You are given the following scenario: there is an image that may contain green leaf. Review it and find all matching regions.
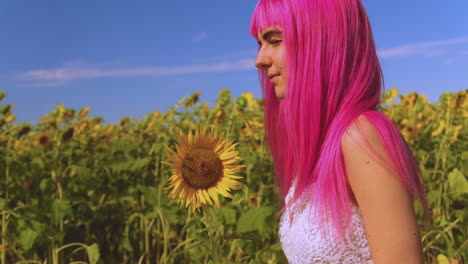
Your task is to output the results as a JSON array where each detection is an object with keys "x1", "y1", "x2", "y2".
[
  {"x1": 143, "y1": 186, "x2": 158, "y2": 207},
  {"x1": 71, "y1": 165, "x2": 92, "y2": 178},
  {"x1": 31, "y1": 157, "x2": 44, "y2": 170},
  {"x1": 39, "y1": 179, "x2": 51, "y2": 192},
  {"x1": 18, "y1": 228, "x2": 38, "y2": 251},
  {"x1": 111, "y1": 160, "x2": 135, "y2": 174},
  {"x1": 210, "y1": 208, "x2": 225, "y2": 226},
  {"x1": 426, "y1": 190, "x2": 440, "y2": 205},
  {"x1": 221, "y1": 207, "x2": 236, "y2": 225},
  {"x1": 86, "y1": 243, "x2": 100, "y2": 264},
  {"x1": 0, "y1": 198, "x2": 5, "y2": 210},
  {"x1": 52, "y1": 199, "x2": 72, "y2": 225},
  {"x1": 181, "y1": 219, "x2": 205, "y2": 235},
  {"x1": 269, "y1": 242, "x2": 283, "y2": 251},
  {"x1": 131, "y1": 157, "x2": 152, "y2": 171},
  {"x1": 461, "y1": 151, "x2": 468, "y2": 175},
  {"x1": 236, "y1": 207, "x2": 273, "y2": 236},
  {"x1": 448, "y1": 169, "x2": 468, "y2": 194}
]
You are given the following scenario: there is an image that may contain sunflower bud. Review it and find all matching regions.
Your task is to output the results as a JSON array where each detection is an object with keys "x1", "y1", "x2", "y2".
[
  {"x1": 0, "y1": 104, "x2": 13, "y2": 115},
  {"x1": 449, "y1": 125, "x2": 463, "y2": 144},
  {"x1": 62, "y1": 127, "x2": 74, "y2": 142},
  {"x1": 402, "y1": 93, "x2": 418, "y2": 109},
  {"x1": 184, "y1": 92, "x2": 201, "y2": 111},
  {"x1": 382, "y1": 87, "x2": 398, "y2": 105},
  {"x1": 4, "y1": 114, "x2": 15, "y2": 124},
  {"x1": 217, "y1": 89, "x2": 232, "y2": 108},
  {"x1": 17, "y1": 125, "x2": 31, "y2": 138},
  {"x1": 78, "y1": 107, "x2": 91, "y2": 119},
  {"x1": 0, "y1": 90, "x2": 5, "y2": 101},
  {"x1": 235, "y1": 96, "x2": 247, "y2": 111},
  {"x1": 450, "y1": 91, "x2": 467, "y2": 110},
  {"x1": 63, "y1": 109, "x2": 75, "y2": 120},
  {"x1": 119, "y1": 117, "x2": 132, "y2": 127},
  {"x1": 431, "y1": 120, "x2": 446, "y2": 137}
]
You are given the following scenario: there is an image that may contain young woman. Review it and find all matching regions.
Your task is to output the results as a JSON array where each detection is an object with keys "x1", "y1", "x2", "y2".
[{"x1": 250, "y1": 0, "x2": 431, "y2": 263}]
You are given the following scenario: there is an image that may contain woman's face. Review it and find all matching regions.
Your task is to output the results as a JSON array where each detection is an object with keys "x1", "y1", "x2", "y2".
[{"x1": 255, "y1": 26, "x2": 288, "y2": 100}]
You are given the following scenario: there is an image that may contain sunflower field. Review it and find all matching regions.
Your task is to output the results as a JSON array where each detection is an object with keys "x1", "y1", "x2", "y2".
[{"x1": 0, "y1": 88, "x2": 467, "y2": 264}]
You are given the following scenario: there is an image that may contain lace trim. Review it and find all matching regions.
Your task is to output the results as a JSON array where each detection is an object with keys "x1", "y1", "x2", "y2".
[{"x1": 278, "y1": 184, "x2": 374, "y2": 264}]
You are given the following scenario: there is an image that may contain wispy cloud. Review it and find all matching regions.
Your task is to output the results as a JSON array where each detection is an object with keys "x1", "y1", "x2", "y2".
[
  {"x1": 15, "y1": 59, "x2": 254, "y2": 87},
  {"x1": 193, "y1": 31, "x2": 207, "y2": 42},
  {"x1": 443, "y1": 49, "x2": 468, "y2": 65},
  {"x1": 378, "y1": 36, "x2": 468, "y2": 58}
]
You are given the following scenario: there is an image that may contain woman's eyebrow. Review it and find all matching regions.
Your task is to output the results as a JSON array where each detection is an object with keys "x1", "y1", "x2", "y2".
[
  {"x1": 263, "y1": 29, "x2": 282, "y2": 39},
  {"x1": 257, "y1": 29, "x2": 283, "y2": 43}
]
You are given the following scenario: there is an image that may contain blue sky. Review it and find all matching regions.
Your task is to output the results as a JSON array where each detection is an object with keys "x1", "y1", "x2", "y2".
[{"x1": 1, "y1": 0, "x2": 467, "y2": 125}]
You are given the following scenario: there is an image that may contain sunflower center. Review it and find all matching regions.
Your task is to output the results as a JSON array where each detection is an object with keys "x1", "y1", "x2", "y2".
[
  {"x1": 182, "y1": 148, "x2": 223, "y2": 189},
  {"x1": 39, "y1": 136, "x2": 49, "y2": 145}
]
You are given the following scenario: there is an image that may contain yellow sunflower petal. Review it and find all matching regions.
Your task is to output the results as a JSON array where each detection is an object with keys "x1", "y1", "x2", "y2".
[
  {"x1": 202, "y1": 189, "x2": 213, "y2": 206},
  {"x1": 216, "y1": 186, "x2": 234, "y2": 199},
  {"x1": 208, "y1": 188, "x2": 221, "y2": 208}
]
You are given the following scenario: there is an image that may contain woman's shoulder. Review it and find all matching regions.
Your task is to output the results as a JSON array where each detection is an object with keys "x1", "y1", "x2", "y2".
[
  {"x1": 340, "y1": 111, "x2": 424, "y2": 263},
  {"x1": 342, "y1": 112, "x2": 382, "y2": 147},
  {"x1": 342, "y1": 110, "x2": 401, "y2": 151}
]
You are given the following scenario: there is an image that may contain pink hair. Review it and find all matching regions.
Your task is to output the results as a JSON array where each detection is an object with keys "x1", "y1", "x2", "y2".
[{"x1": 250, "y1": 0, "x2": 430, "y2": 243}]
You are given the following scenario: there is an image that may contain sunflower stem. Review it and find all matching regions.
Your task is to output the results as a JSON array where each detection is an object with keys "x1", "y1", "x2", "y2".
[
  {"x1": 1, "y1": 137, "x2": 12, "y2": 264},
  {"x1": 202, "y1": 205, "x2": 221, "y2": 264},
  {"x1": 184, "y1": 209, "x2": 192, "y2": 262}
]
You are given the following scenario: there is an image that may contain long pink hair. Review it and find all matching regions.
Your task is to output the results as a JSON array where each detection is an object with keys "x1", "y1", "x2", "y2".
[{"x1": 250, "y1": 0, "x2": 430, "y2": 243}]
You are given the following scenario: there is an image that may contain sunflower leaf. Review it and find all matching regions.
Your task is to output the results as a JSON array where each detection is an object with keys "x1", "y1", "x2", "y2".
[
  {"x1": 236, "y1": 207, "x2": 273, "y2": 236},
  {"x1": 86, "y1": 243, "x2": 100, "y2": 264},
  {"x1": 220, "y1": 207, "x2": 237, "y2": 225},
  {"x1": 448, "y1": 169, "x2": 468, "y2": 195},
  {"x1": 18, "y1": 228, "x2": 38, "y2": 251},
  {"x1": 131, "y1": 157, "x2": 152, "y2": 171}
]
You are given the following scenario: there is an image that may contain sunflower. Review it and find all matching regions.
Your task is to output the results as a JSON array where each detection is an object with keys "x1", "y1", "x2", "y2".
[
  {"x1": 34, "y1": 132, "x2": 51, "y2": 148},
  {"x1": 162, "y1": 128, "x2": 244, "y2": 212},
  {"x1": 62, "y1": 127, "x2": 74, "y2": 142}
]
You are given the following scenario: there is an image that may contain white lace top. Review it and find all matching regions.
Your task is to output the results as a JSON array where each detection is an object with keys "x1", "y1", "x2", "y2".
[{"x1": 278, "y1": 183, "x2": 374, "y2": 264}]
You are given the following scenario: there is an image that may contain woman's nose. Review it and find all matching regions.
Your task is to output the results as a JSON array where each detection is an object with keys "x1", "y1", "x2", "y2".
[{"x1": 255, "y1": 55, "x2": 272, "y2": 69}]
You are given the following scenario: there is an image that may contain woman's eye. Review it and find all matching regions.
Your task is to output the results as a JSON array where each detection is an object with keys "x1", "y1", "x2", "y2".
[{"x1": 270, "y1": 40, "x2": 282, "y2": 45}]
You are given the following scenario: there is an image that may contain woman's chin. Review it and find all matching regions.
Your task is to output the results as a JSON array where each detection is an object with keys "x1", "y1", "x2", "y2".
[{"x1": 275, "y1": 88, "x2": 285, "y2": 100}]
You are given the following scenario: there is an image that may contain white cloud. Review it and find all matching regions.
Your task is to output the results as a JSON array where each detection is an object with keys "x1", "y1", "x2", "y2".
[
  {"x1": 193, "y1": 31, "x2": 207, "y2": 42},
  {"x1": 378, "y1": 36, "x2": 468, "y2": 58},
  {"x1": 15, "y1": 59, "x2": 254, "y2": 87}
]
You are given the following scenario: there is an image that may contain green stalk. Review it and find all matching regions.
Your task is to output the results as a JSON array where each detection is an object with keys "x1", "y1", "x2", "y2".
[
  {"x1": 202, "y1": 206, "x2": 220, "y2": 264},
  {"x1": 139, "y1": 195, "x2": 144, "y2": 258},
  {"x1": 144, "y1": 216, "x2": 150, "y2": 264},
  {"x1": 155, "y1": 208, "x2": 169, "y2": 264},
  {"x1": 155, "y1": 157, "x2": 162, "y2": 264},
  {"x1": 52, "y1": 131, "x2": 65, "y2": 263},
  {"x1": 1, "y1": 137, "x2": 12, "y2": 264},
  {"x1": 52, "y1": 242, "x2": 58, "y2": 264},
  {"x1": 226, "y1": 104, "x2": 237, "y2": 139},
  {"x1": 183, "y1": 209, "x2": 192, "y2": 262}
]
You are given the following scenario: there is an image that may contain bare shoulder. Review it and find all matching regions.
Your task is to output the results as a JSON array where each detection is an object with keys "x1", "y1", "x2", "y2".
[{"x1": 341, "y1": 114, "x2": 424, "y2": 264}]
